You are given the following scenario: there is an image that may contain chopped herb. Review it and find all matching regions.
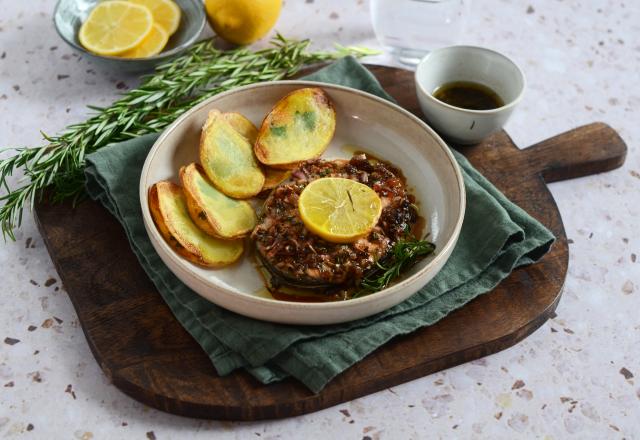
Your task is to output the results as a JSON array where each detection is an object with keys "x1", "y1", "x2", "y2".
[
  {"x1": 296, "y1": 110, "x2": 316, "y2": 131},
  {"x1": 271, "y1": 125, "x2": 287, "y2": 137},
  {"x1": 346, "y1": 190, "x2": 355, "y2": 211}
]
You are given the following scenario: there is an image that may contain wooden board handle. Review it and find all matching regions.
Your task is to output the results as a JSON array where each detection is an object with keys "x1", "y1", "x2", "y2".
[{"x1": 523, "y1": 122, "x2": 627, "y2": 183}]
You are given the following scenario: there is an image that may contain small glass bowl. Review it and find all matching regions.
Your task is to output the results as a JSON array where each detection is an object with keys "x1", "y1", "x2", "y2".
[{"x1": 53, "y1": 0, "x2": 206, "y2": 72}]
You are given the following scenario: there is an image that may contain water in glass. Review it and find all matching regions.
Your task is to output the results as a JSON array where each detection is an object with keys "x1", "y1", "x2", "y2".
[{"x1": 370, "y1": 0, "x2": 469, "y2": 65}]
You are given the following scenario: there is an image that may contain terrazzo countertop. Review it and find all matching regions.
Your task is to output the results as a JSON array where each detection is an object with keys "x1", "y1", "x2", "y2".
[{"x1": 1, "y1": 0, "x2": 638, "y2": 438}]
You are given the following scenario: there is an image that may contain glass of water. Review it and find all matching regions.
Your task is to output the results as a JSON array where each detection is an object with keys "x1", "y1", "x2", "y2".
[{"x1": 370, "y1": 0, "x2": 470, "y2": 65}]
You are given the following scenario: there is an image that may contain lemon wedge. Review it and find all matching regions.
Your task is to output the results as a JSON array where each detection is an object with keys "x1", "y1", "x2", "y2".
[
  {"x1": 78, "y1": 1, "x2": 153, "y2": 56},
  {"x1": 128, "y1": 0, "x2": 182, "y2": 35},
  {"x1": 298, "y1": 177, "x2": 382, "y2": 243},
  {"x1": 119, "y1": 23, "x2": 169, "y2": 58}
]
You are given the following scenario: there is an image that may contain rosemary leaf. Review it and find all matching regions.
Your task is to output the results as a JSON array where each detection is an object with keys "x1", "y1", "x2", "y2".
[{"x1": 353, "y1": 236, "x2": 436, "y2": 298}]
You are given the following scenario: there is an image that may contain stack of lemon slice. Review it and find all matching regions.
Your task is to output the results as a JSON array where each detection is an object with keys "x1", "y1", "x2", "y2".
[{"x1": 78, "y1": 0, "x2": 181, "y2": 58}]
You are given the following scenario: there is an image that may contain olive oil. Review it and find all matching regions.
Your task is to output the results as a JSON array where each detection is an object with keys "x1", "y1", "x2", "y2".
[{"x1": 433, "y1": 81, "x2": 504, "y2": 110}]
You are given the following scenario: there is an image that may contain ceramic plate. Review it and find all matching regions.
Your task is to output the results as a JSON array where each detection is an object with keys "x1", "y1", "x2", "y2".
[{"x1": 140, "y1": 81, "x2": 465, "y2": 325}]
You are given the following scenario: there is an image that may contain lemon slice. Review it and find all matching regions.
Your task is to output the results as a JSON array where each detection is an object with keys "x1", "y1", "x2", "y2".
[
  {"x1": 298, "y1": 177, "x2": 382, "y2": 243},
  {"x1": 79, "y1": 1, "x2": 153, "y2": 56},
  {"x1": 128, "y1": 0, "x2": 182, "y2": 35},
  {"x1": 119, "y1": 23, "x2": 169, "y2": 58}
]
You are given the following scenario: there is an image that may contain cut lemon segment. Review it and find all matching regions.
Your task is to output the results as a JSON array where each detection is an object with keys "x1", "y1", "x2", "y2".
[
  {"x1": 298, "y1": 177, "x2": 382, "y2": 243},
  {"x1": 79, "y1": 1, "x2": 153, "y2": 56},
  {"x1": 128, "y1": 0, "x2": 182, "y2": 35},
  {"x1": 119, "y1": 23, "x2": 169, "y2": 58}
]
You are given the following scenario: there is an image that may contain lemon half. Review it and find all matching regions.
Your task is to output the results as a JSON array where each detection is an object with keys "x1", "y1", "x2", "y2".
[
  {"x1": 79, "y1": 1, "x2": 153, "y2": 56},
  {"x1": 298, "y1": 177, "x2": 382, "y2": 244}
]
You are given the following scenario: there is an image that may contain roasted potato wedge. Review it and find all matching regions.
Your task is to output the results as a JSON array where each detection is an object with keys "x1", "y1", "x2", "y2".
[
  {"x1": 180, "y1": 163, "x2": 256, "y2": 239},
  {"x1": 148, "y1": 181, "x2": 244, "y2": 267},
  {"x1": 262, "y1": 168, "x2": 291, "y2": 191},
  {"x1": 221, "y1": 112, "x2": 290, "y2": 191},
  {"x1": 221, "y1": 112, "x2": 258, "y2": 143},
  {"x1": 255, "y1": 87, "x2": 336, "y2": 169},
  {"x1": 200, "y1": 110, "x2": 265, "y2": 199}
]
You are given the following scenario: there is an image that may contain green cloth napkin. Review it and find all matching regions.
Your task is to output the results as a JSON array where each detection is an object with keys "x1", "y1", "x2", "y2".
[{"x1": 84, "y1": 57, "x2": 555, "y2": 393}]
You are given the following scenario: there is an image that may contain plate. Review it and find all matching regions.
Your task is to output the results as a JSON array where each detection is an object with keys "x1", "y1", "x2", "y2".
[{"x1": 139, "y1": 81, "x2": 465, "y2": 324}]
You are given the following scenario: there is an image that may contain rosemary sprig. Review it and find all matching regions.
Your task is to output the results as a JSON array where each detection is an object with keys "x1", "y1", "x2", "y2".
[
  {"x1": 0, "y1": 34, "x2": 378, "y2": 240},
  {"x1": 354, "y1": 236, "x2": 436, "y2": 298}
]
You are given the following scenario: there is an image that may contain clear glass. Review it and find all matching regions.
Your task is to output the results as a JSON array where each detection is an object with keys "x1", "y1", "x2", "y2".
[{"x1": 370, "y1": 0, "x2": 470, "y2": 65}]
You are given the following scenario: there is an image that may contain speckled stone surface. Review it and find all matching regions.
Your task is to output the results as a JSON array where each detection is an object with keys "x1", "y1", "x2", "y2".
[{"x1": 1, "y1": 1, "x2": 638, "y2": 438}]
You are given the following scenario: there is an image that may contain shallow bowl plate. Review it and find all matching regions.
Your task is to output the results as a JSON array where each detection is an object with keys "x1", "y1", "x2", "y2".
[{"x1": 140, "y1": 81, "x2": 465, "y2": 325}]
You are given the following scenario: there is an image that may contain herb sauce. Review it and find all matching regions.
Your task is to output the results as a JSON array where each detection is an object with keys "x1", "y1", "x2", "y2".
[{"x1": 433, "y1": 81, "x2": 504, "y2": 110}]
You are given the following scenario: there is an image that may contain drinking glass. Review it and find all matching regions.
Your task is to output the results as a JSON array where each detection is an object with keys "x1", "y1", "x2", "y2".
[{"x1": 370, "y1": 0, "x2": 470, "y2": 65}]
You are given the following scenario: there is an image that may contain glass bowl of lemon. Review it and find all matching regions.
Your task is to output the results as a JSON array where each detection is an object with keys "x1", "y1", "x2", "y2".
[{"x1": 54, "y1": 0, "x2": 205, "y2": 71}]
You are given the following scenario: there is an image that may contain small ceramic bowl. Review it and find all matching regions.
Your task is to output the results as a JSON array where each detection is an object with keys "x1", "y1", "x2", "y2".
[
  {"x1": 415, "y1": 46, "x2": 526, "y2": 145},
  {"x1": 139, "y1": 81, "x2": 466, "y2": 325},
  {"x1": 53, "y1": 0, "x2": 206, "y2": 72}
]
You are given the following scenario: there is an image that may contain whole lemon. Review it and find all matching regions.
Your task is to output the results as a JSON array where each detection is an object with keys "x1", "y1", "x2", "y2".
[{"x1": 204, "y1": 0, "x2": 282, "y2": 45}]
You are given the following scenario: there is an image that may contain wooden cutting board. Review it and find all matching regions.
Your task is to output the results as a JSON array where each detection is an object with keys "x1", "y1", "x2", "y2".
[{"x1": 33, "y1": 65, "x2": 626, "y2": 420}]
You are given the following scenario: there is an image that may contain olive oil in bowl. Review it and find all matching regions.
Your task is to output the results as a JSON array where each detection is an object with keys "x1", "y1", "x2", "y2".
[
  {"x1": 433, "y1": 81, "x2": 504, "y2": 110},
  {"x1": 415, "y1": 45, "x2": 525, "y2": 143}
]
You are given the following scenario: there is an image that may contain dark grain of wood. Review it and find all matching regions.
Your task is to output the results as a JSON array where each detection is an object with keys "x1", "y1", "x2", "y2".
[{"x1": 33, "y1": 65, "x2": 627, "y2": 420}]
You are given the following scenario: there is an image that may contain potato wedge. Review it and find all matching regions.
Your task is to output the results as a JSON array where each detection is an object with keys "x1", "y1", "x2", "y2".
[
  {"x1": 221, "y1": 112, "x2": 258, "y2": 143},
  {"x1": 180, "y1": 163, "x2": 256, "y2": 239},
  {"x1": 255, "y1": 87, "x2": 336, "y2": 169},
  {"x1": 148, "y1": 181, "x2": 244, "y2": 267},
  {"x1": 200, "y1": 110, "x2": 265, "y2": 199},
  {"x1": 262, "y1": 168, "x2": 291, "y2": 191},
  {"x1": 220, "y1": 112, "x2": 290, "y2": 191}
]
